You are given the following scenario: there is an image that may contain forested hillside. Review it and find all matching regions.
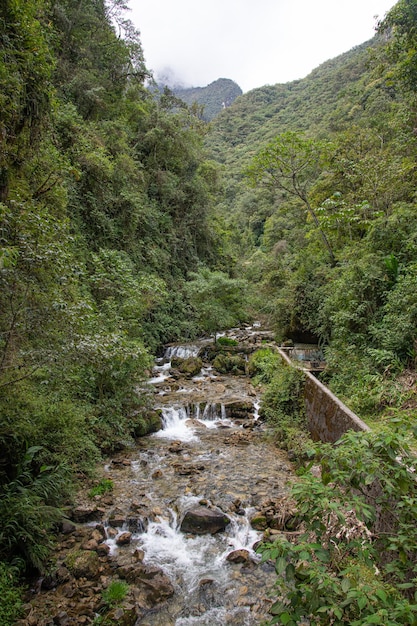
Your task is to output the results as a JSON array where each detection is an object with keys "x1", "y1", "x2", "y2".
[
  {"x1": 2, "y1": 0, "x2": 417, "y2": 622},
  {"x1": 207, "y1": 11, "x2": 417, "y2": 421},
  {"x1": 171, "y1": 78, "x2": 243, "y2": 121},
  {"x1": 0, "y1": 0, "x2": 246, "y2": 603}
]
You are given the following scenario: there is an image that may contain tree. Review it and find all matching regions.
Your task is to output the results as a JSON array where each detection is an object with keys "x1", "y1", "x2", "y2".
[
  {"x1": 380, "y1": 0, "x2": 417, "y2": 94},
  {"x1": 245, "y1": 131, "x2": 336, "y2": 264},
  {"x1": 185, "y1": 268, "x2": 247, "y2": 340}
]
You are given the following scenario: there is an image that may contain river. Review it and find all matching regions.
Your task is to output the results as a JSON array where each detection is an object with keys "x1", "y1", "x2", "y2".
[{"x1": 24, "y1": 327, "x2": 296, "y2": 626}]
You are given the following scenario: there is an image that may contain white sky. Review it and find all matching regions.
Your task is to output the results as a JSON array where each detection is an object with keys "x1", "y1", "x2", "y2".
[{"x1": 128, "y1": 0, "x2": 397, "y2": 93}]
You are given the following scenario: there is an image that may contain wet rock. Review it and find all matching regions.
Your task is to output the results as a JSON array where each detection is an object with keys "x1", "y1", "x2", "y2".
[
  {"x1": 225, "y1": 400, "x2": 254, "y2": 419},
  {"x1": 118, "y1": 564, "x2": 175, "y2": 607},
  {"x1": 60, "y1": 520, "x2": 76, "y2": 535},
  {"x1": 133, "y1": 548, "x2": 145, "y2": 562},
  {"x1": 173, "y1": 462, "x2": 205, "y2": 476},
  {"x1": 185, "y1": 418, "x2": 207, "y2": 428},
  {"x1": 180, "y1": 506, "x2": 230, "y2": 535},
  {"x1": 226, "y1": 549, "x2": 251, "y2": 564},
  {"x1": 97, "y1": 543, "x2": 111, "y2": 556},
  {"x1": 82, "y1": 538, "x2": 99, "y2": 551},
  {"x1": 103, "y1": 606, "x2": 137, "y2": 626},
  {"x1": 126, "y1": 516, "x2": 147, "y2": 533},
  {"x1": 71, "y1": 506, "x2": 101, "y2": 523},
  {"x1": 168, "y1": 440, "x2": 185, "y2": 453},
  {"x1": 109, "y1": 508, "x2": 126, "y2": 527},
  {"x1": 112, "y1": 458, "x2": 131, "y2": 467},
  {"x1": 116, "y1": 531, "x2": 132, "y2": 546}
]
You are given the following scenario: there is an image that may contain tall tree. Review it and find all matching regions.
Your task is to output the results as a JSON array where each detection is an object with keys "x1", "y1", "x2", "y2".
[{"x1": 245, "y1": 132, "x2": 336, "y2": 264}]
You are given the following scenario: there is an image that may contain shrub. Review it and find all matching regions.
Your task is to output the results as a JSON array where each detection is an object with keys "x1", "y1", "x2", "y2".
[
  {"x1": 0, "y1": 446, "x2": 69, "y2": 573},
  {"x1": 216, "y1": 336, "x2": 238, "y2": 346},
  {"x1": 102, "y1": 580, "x2": 130, "y2": 607},
  {"x1": 88, "y1": 478, "x2": 113, "y2": 499},
  {"x1": 258, "y1": 426, "x2": 417, "y2": 625},
  {"x1": 0, "y1": 562, "x2": 24, "y2": 625}
]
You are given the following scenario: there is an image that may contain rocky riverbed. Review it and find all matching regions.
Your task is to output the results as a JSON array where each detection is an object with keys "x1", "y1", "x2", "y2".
[{"x1": 20, "y1": 328, "x2": 297, "y2": 626}]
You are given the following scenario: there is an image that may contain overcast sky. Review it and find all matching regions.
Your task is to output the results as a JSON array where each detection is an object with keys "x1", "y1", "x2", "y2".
[{"x1": 128, "y1": 0, "x2": 397, "y2": 93}]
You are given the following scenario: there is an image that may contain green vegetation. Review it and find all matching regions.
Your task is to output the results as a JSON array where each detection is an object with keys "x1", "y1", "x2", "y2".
[
  {"x1": 249, "y1": 349, "x2": 311, "y2": 456},
  {"x1": 88, "y1": 478, "x2": 113, "y2": 499},
  {"x1": 101, "y1": 579, "x2": 130, "y2": 608},
  {"x1": 258, "y1": 426, "x2": 417, "y2": 625},
  {"x1": 0, "y1": 0, "x2": 238, "y2": 587},
  {"x1": 216, "y1": 336, "x2": 239, "y2": 346},
  {"x1": 0, "y1": 563, "x2": 24, "y2": 625},
  {"x1": 2, "y1": 0, "x2": 417, "y2": 620},
  {"x1": 185, "y1": 268, "x2": 248, "y2": 340}
]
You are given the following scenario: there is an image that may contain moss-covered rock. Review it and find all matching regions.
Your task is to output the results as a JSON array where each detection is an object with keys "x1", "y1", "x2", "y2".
[
  {"x1": 65, "y1": 549, "x2": 100, "y2": 579},
  {"x1": 177, "y1": 357, "x2": 203, "y2": 377},
  {"x1": 250, "y1": 514, "x2": 268, "y2": 531},
  {"x1": 212, "y1": 353, "x2": 246, "y2": 375}
]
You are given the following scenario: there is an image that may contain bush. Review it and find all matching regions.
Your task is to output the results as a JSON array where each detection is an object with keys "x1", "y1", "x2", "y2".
[
  {"x1": 102, "y1": 580, "x2": 130, "y2": 607},
  {"x1": 0, "y1": 446, "x2": 69, "y2": 572},
  {"x1": 259, "y1": 361, "x2": 308, "y2": 451},
  {"x1": 216, "y1": 336, "x2": 238, "y2": 346},
  {"x1": 0, "y1": 562, "x2": 24, "y2": 625},
  {"x1": 258, "y1": 426, "x2": 417, "y2": 625},
  {"x1": 88, "y1": 478, "x2": 113, "y2": 499},
  {"x1": 247, "y1": 348, "x2": 281, "y2": 382}
]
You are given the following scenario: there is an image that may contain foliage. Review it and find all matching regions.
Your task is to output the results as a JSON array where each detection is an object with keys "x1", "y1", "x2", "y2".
[
  {"x1": 250, "y1": 352, "x2": 310, "y2": 455},
  {"x1": 0, "y1": 0, "x2": 225, "y2": 581},
  {"x1": 0, "y1": 562, "x2": 24, "y2": 625},
  {"x1": 259, "y1": 427, "x2": 417, "y2": 625},
  {"x1": 216, "y1": 336, "x2": 239, "y2": 346},
  {"x1": 88, "y1": 478, "x2": 113, "y2": 499},
  {"x1": 101, "y1": 579, "x2": 130, "y2": 607},
  {"x1": 246, "y1": 131, "x2": 335, "y2": 264},
  {"x1": 185, "y1": 267, "x2": 248, "y2": 339},
  {"x1": 0, "y1": 446, "x2": 69, "y2": 572}
]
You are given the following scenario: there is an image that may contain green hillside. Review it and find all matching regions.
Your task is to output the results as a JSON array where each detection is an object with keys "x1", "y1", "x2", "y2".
[{"x1": 171, "y1": 77, "x2": 243, "y2": 121}]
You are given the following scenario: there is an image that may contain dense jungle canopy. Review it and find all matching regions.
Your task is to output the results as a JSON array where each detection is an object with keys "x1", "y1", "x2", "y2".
[{"x1": 2, "y1": 0, "x2": 417, "y2": 622}]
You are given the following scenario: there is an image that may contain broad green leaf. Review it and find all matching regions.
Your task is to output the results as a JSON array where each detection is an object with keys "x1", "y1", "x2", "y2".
[{"x1": 275, "y1": 556, "x2": 287, "y2": 574}]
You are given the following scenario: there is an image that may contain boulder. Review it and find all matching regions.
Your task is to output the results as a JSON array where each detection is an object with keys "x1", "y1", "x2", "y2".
[
  {"x1": 212, "y1": 353, "x2": 246, "y2": 375},
  {"x1": 177, "y1": 357, "x2": 203, "y2": 377},
  {"x1": 65, "y1": 549, "x2": 101, "y2": 580},
  {"x1": 118, "y1": 564, "x2": 174, "y2": 607},
  {"x1": 224, "y1": 400, "x2": 254, "y2": 420},
  {"x1": 70, "y1": 506, "x2": 101, "y2": 523},
  {"x1": 116, "y1": 532, "x2": 132, "y2": 546},
  {"x1": 226, "y1": 549, "x2": 251, "y2": 564},
  {"x1": 180, "y1": 506, "x2": 230, "y2": 535}
]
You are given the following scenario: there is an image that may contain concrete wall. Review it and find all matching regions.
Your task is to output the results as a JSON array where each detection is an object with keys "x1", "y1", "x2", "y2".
[{"x1": 277, "y1": 348, "x2": 370, "y2": 443}]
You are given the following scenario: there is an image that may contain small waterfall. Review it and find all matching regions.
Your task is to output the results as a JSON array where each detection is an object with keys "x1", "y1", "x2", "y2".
[
  {"x1": 134, "y1": 495, "x2": 263, "y2": 625},
  {"x1": 153, "y1": 407, "x2": 199, "y2": 442},
  {"x1": 148, "y1": 360, "x2": 171, "y2": 384},
  {"x1": 165, "y1": 344, "x2": 201, "y2": 359}
]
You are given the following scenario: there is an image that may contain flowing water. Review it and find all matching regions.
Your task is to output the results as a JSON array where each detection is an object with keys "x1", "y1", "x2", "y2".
[{"x1": 98, "y1": 330, "x2": 294, "y2": 625}]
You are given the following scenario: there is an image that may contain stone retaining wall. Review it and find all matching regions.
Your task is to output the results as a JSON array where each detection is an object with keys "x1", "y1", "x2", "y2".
[{"x1": 277, "y1": 348, "x2": 370, "y2": 443}]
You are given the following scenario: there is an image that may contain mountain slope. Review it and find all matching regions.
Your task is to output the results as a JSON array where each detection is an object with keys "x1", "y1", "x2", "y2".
[{"x1": 171, "y1": 78, "x2": 242, "y2": 121}]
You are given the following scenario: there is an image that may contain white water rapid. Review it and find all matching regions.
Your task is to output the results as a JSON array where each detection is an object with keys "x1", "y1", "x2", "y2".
[{"x1": 99, "y1": 330, "x2": 293, "y2": 625}]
